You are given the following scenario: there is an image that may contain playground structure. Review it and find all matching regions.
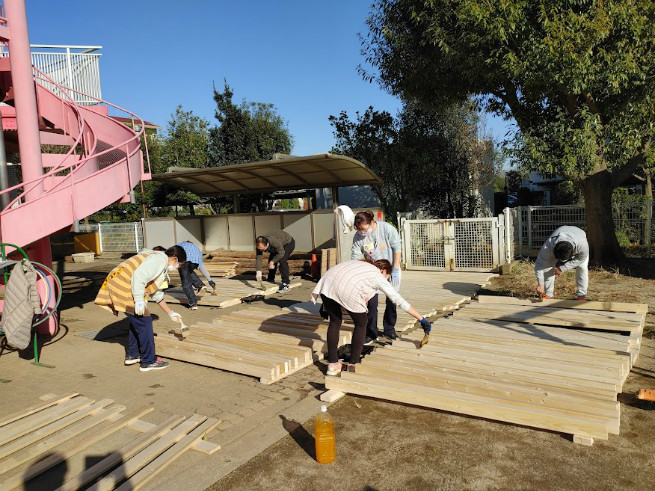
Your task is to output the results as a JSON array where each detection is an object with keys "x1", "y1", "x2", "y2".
[{"x1": 0, "y1": 1, "x2": 150, "y2": 335}]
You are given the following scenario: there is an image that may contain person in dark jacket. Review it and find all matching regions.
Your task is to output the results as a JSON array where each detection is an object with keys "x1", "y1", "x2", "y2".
[{"x1": 255, "y1": 231, "x2": 295, "y2": 292}]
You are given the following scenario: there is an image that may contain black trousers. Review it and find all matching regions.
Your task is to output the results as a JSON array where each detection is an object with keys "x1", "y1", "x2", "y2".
[
  {"x1": 366, "y1": 294, "x2": 398, "y2": 338},
  {"x1": 321, "y1": 294, "x2": 368, "y2": 364},
  {"x1": 179, "y1": 261, "x2": 203, "y2": 305},
  {"x1": 268, "y1": 238, "x2": 296, "y2": 284}
]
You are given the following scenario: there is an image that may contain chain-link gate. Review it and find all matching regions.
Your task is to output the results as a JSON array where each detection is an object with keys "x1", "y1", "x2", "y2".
[
  {"x1": 98, "y1": 222, "x2": 143, "y2": 252},
  {"x1": 402, "y1": 217, "x2": 504, "y2": 271}
]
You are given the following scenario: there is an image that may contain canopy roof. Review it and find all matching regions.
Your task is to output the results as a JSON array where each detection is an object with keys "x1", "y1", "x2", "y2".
[{"x1": 152, "y1": 153, "x2": 382, "y2": 196}]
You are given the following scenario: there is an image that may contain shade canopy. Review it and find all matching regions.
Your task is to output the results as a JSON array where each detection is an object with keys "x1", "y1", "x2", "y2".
[{"x1": 151, "y1": 153, "x2": 382, "y2": 196}]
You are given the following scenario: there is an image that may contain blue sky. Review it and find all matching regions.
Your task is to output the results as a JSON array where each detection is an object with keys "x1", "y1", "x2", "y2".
[{"x1": 26, "y1": 0, "x2": 513, "y2": 156}]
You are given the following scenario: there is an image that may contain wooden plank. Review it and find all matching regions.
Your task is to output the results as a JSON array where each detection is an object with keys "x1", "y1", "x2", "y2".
[
  {"x1": 0, "y1": 396, "x2": 94, "y2": 446},
  {"x1": 126, "y1": 418, "x2": 220, "y2": 455},
  {"x1": 0, "y1": 399, "x2": 113, "y2": 460},
  {"x1": 0, "y1": 405, "x2": 126, "y2": 476},
  {"x1": 155, "y1": 340, "x2": 277, "y2": 380},
  {"x1": 116, "y1": 418, "x2": 221, "y2": 490},
  {"x1": 320, "y1": 390, "x2": 346, "y2": 403},
  {"x1": 353, "y1": 362, "x2": 619, "y2": 423},
  {"x1": 477, "y1": 295, "x2": 648, "y2": 314},
  {"x1": 0, "y1": 392, "x2": 79, "y2": 428},
  {"x1": 0, "y1": 406, "x2": 154, "y2": 491},
  {"x1": 326, "y1": 373, "x2": 610, "y2": 440},
  {"x1": 90, "y1": 415, "x2": 207, "y2": 491},
  {"x1": 57, "y1": 415, "x2": 185, "y2": 491}
]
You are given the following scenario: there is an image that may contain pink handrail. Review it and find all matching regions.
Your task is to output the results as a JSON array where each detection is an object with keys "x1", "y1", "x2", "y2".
[{"x1": 0, "y1": 65, "x2": 149, "y2": 209}]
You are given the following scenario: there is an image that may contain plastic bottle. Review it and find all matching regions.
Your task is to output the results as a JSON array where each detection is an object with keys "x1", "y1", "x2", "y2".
[{"x1": 314, "y1": 404, "x2": 335, "y2": 463}]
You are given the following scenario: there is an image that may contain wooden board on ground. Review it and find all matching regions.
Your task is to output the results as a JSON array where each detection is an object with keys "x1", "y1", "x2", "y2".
[
  {"x1": 324, "y1": 296, "x2": 645, "y2": 445},
  {"x1": 154, "y1": 305, "x2": 352, "y2": 383},
  {"x1": 0, "y1": 394, "x2": 220, "y2": 491}
]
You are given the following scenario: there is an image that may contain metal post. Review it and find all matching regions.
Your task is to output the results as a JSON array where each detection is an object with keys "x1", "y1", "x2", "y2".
[
  {"x1": 98, "y1": 224, "x2": 104, "y2": 253},
  {"x1": 0, "y1": 112, "x2": 11, "y2": 210},
  {"x1": 134, "y1": 222, "x2": 139, "y2": 252},
  {"x1": 331, "y1": 187, "x2": 340, "y2": 209},
  {"x1": 5, "y1": 0, "x2": 45, "y2": 200},
  {"x1": 527, "y1": 206, "x2": 533, "y2": 255},
  {"x1": 66, "y1": 46, "x2": 74, "y2": 92},
  {"x1": 233, "y1": 195, "x2": 239, "y2": 213},
  {"x1": 647, "y1": 200, "x2": 652, "y2": 257}
]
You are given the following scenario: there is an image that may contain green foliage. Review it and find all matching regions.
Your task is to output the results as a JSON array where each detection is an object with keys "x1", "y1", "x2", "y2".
[
  {"x1": 363, "y1": 0, "x2": 654, "y2": 262},
  {"x1": 209, "y1": 81, "x2": 293, "y2": 165},
  {"x1": 209, "y1": 81, "x2": 294, "y2": 212},
  {"x1": 330, "y1": 101, "x2": 499, "y2": 221}
]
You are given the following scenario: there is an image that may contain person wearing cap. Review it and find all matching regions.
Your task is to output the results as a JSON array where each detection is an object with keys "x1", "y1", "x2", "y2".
[
  {"x1": 351, "y1": 210, "x2": 403, "y2": 343},
  {"x1": 535, "y1": 225, "x2": 589, "y2": 300},
  {"x1": 312, "y1": 258, "x2": 431, "y2": 375},
  {"x1": 255, "y1": 231, "x2": 296, "y2": 292}
]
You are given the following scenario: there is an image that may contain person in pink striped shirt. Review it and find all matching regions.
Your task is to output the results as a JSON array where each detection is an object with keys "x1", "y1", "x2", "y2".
[{"x1": 312, "y1": 259, "x2": 432, "y2": 375}]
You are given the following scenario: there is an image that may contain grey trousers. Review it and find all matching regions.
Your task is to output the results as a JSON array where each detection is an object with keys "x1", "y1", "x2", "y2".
[{"x1": 543, "y1": 257, "x2": 589, "y2": 298}]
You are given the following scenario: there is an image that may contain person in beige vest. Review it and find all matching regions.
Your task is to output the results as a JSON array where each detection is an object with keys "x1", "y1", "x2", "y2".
[{"x1": 95, "y1": 245, "x2": 187, "y2": 371}]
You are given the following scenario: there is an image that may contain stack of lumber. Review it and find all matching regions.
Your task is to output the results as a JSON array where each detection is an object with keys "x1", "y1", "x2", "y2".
[
  {"x1": 168, "y1": 261, "x2": 238, "y2": 284},
  {"x1": 325, "y1": 295, "x2": 646, "y2": 445},
  {"x1": 157, "y1": 277, "x2": 302, "y2": 308},
  {"x1": 320, "y1": 248, "x2": 337, "y2": 277},
  {"x1": 204, "y1": 250, "x2": 308, "y2": 276},
  {"x1": 376, "y1": 271, "x2": 497, "y2": 331},
  {"x1": 0, "y1": 393, "x2": 220, "y2": 490},
  {"x1": 155, "y1": 306, "x2": 352, "y2": 384}
]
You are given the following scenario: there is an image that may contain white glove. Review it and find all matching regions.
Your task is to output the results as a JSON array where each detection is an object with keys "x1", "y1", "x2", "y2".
[
  {"x1": 256, "y1": 271, "x2": 262, "y2": 281},
  {"x1": 391, "y1": 268, "x2": 402, "y2": 287},
  {"x1": 168, "y1": 311, "x2": 182, "y2": 322},
  {"x1": 134, "y1": 300, "x2": 146, "y2": 316}
]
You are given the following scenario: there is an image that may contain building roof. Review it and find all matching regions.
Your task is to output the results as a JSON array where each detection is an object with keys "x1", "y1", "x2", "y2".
[
  {"x1": 151, "y1": 153, "x2": 382, "y2": 196},
  {"x1": 110, "y1": 116, "x2": 162, "y2": 130}
]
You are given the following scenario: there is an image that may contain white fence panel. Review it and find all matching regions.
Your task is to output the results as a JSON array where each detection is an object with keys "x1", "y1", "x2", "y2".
[{"x1": 99, "y1": 222, "x2": 143, "y2": 252}]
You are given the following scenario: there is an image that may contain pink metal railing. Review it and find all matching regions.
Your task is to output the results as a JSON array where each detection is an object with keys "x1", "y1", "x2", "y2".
[{"x1": 0, "y1": 66, "x2": 150, "y2": 209}]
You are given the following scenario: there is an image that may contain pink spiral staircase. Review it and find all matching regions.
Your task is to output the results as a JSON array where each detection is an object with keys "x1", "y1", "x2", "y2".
[{"x1": 0, "y1": 0, "x2": 150, "y2": 334}]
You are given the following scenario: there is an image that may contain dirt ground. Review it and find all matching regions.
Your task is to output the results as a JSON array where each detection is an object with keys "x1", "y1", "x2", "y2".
[{"x1": 212, "y1": 260, "x2": 655, "y2": 491}]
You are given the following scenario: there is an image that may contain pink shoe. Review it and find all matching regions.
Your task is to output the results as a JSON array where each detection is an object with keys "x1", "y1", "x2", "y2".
[{"x1": 326, "y1": 359, "x2": 344, "y2": 376}]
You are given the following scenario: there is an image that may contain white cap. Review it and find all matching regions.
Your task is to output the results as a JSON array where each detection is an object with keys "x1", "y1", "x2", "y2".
[{"x1": 321, "y1": 404, "x2": 327, "y2": 412}]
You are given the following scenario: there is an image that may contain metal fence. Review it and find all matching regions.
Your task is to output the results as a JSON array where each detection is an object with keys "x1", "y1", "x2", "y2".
[
  {"x1": 30, "y1": 45, "x2": 102, "y2": 105},
  {"x1": 513, "y1": 201, "x2": 655, "y2": 257},
  {"x1": 401, "y1": 215, "x2": 510, "y2": 271},
  {"x1": 98, "y1": 222, "x2": 143, "y2": 253}
]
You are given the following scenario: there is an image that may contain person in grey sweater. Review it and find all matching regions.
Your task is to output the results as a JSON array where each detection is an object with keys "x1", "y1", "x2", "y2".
[
  {"x1": 256, "y1": 231, "x2": 296, "y2": 292},
  {"x1": 351, "y1": 210, "x2": 403, "y2": 341},
  {"x1": 535, "y1": 226, "x2": 589, "y2": 300}
]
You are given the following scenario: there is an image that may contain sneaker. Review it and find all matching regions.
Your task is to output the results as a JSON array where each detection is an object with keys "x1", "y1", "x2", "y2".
[
  {"x1": 326, "y1": 360, "x2": 344, "y2": 376},
  {"x1": 140, "y1": 357, "x2": 169, "y2": 372},
  {"x1": 279, "y1": 283, "x2": 291, "y2": 293},
  {"x1": 542, "y1": 295, "x2": 553, "y2": 299},
  {"x1": 189, "y1": 303, "x2": 198, "y2": 310},
  {"x1": 384, "y1": 332, "x2": 398, "y2": 340},
  {"x1": 364, "y1": 336, "x2": 376, "y2": 346},
  {"x1": 195, "y1": 285, "x2": 206, "y2": 295},
  {"x1": 576, "y1": 297, "x2": 588, "y2": 302},
  {"x1": 124, "y1": 355, "x2": 141, "y2": 366}
]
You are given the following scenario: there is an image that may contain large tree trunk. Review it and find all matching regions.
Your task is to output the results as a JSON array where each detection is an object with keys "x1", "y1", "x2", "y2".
[{"x1": 579, "y1": 171, "x2": 625, "y2": 265}]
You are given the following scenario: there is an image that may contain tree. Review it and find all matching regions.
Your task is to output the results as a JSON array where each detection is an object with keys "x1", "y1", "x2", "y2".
[
  {"x1": 209, "y1": 81, "x2": 294, "y2": 211},
  {"x1": 363, "y1": 0, "x2": 655, "y2": 264},
  {"x1": 330, "y1": 101, "x2": 496, "y2": 221}
]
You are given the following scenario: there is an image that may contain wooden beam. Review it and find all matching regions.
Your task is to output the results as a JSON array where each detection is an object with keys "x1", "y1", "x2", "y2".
[{"x1": 477, "y1": 295, "x2": 648, "y2": 314}]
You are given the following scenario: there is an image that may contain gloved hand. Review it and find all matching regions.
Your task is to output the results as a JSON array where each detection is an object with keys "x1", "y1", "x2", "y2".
[
  {"x1": 208, "y1": 280, "x2": 216, "y2": 289},
  {"x1": 419, "y1": 317, "x2": 432, "y2": 334},
  {"x1": 168, "y1": 311, "x2": 182, "y2": 322},
  {"x1": 391, "y1": 267, "x2": 401, "y2": 287},
  {"x1": 256, "y1": 271, "x2": 263, "y2": 282},
  {"x1": 134, "y1": 300, "x2": 146, "y2": 316}
]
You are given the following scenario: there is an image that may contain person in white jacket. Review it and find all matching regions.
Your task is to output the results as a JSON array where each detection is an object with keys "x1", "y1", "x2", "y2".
[{"x1": 535, "y1": 226, "x2": 589, "y2": 300}]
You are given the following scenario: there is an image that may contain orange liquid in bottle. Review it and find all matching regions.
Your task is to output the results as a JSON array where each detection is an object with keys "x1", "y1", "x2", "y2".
[{"x1": 314, "y1": 405, "x2": 335, "y2": 463}]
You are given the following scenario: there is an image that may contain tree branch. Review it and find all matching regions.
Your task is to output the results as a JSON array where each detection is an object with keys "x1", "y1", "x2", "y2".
[
  {"x1": 583, "y1": 92, "x2": 600, "y2": 115},
  {"x1": 611, "y1": 140, "x2": 652, "y2": 187}
]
